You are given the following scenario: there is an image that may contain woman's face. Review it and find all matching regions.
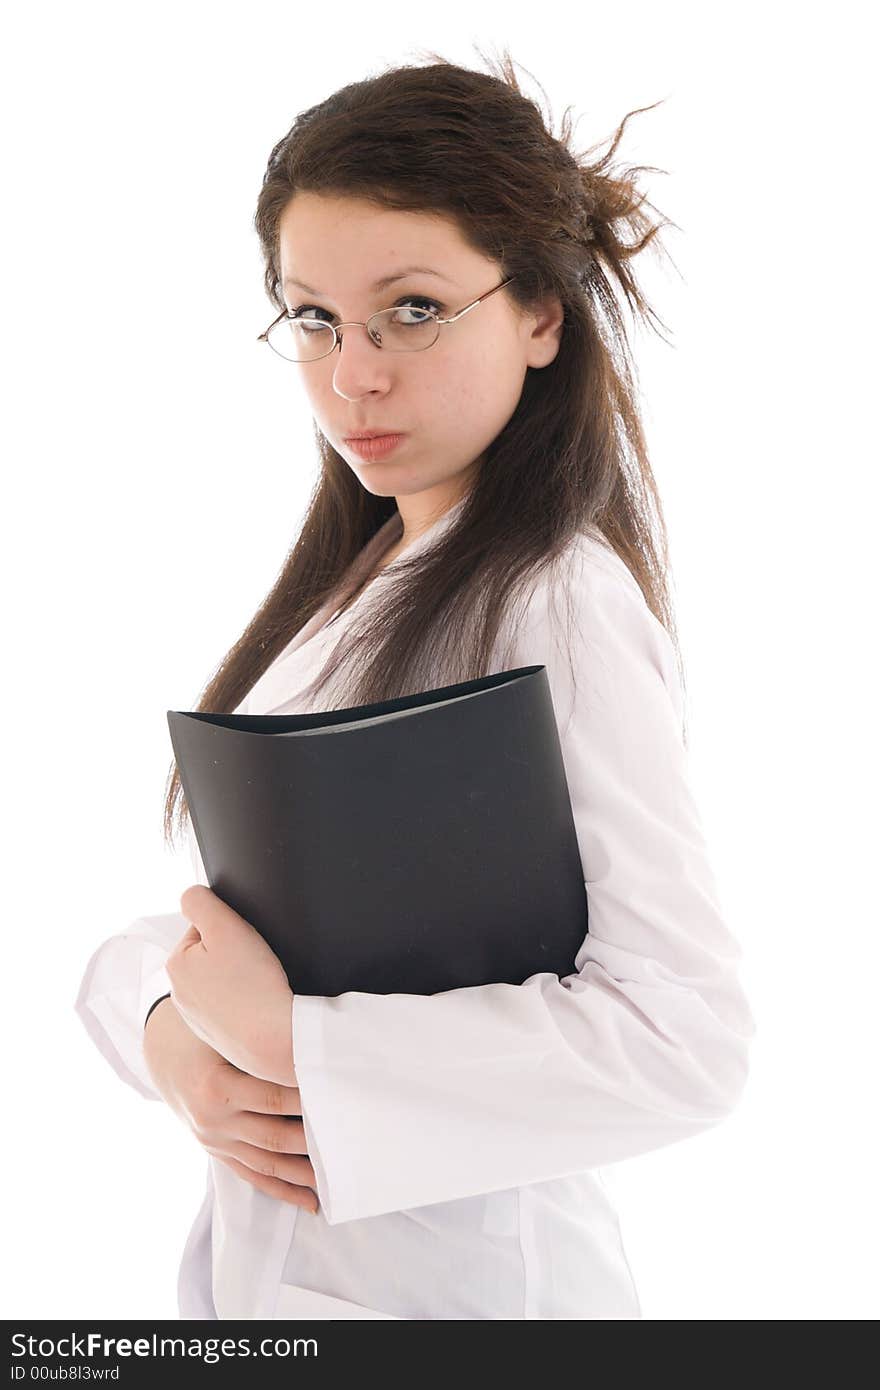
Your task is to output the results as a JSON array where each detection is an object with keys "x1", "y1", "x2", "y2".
[{"x1": 276, "y1": 192, "x2": 563, "y2": 509}]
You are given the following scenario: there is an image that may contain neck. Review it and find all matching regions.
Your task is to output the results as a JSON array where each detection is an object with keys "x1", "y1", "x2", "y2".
[{"x1": 393, "y1": 470, "x2": 475, "y2": 546}]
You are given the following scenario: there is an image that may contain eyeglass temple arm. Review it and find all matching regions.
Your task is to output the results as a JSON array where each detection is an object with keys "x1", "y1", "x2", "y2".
[
  {"x1": 437, "y1": 275, "x2": 517, "y2": 325},
  {"x1": 257, "y1": 307, "x2": 290, "y2": 342}
]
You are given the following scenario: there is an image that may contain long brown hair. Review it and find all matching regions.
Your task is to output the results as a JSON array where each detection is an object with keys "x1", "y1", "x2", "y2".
[{"x1": 163, "y1": 45, "x2": 687, "y2": 849}]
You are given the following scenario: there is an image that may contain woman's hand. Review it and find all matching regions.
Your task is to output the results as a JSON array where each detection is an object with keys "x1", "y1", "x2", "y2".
[
  {"x1": 144, "y1": 997, "x2": 318, "y2": 1212},
  {"x1": 166, "y1": 885, "x2": 297, "y2": 1087}
]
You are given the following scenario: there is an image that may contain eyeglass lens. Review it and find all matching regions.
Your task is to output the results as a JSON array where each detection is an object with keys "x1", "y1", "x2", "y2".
[{"x1": 267, "y1": 305, "x2": 440, "y2": 362}]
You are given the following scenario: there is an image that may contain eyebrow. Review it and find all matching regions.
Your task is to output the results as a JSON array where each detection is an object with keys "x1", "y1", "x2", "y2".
[{"x1": 281, "y1": 266, "x2": 459, "y2": 297}]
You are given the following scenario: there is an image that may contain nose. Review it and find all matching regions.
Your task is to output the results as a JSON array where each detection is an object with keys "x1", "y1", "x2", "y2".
[{"x1": 330, "y1": 322, "x2": 394, "y2": 401}]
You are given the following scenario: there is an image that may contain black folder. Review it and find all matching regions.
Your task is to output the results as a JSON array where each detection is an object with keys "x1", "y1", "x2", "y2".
[{"x1": 167, "y1": 664, "x2": 588, "y2": 997}]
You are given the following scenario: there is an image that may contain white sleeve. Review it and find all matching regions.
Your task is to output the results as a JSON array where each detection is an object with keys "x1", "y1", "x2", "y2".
[
  {"x1": 73, "y1": 807, "x2": 211, "y2": 1100},
  {"x1": 293, "y1": 542, "x2": 757, "y2": 1225}
]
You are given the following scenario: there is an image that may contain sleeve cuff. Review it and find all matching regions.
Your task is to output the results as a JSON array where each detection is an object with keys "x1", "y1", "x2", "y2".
[{"x1": 292, "y1": 993, "x2": 359, "y2": 1223}]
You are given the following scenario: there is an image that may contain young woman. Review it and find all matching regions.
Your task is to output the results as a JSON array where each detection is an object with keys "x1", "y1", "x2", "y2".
[{"x1": 75, "y1": 52, "x2": 756, "y2": 1321}]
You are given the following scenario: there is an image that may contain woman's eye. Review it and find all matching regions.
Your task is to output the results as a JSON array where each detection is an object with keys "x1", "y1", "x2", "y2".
[
  {"x1": 291, "y1": 295, "x2": 442, "y2": 322},
  {"x1": 391, "y1": 295, "x2": 443, "y2": 324},
  {"x1": 291, "y1": 304, "x2": 333, "y2": 322}
]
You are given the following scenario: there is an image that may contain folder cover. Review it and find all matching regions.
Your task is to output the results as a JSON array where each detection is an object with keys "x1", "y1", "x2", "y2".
[{"x1": 167, "y1": 664, "x2": 588, "y2": 997}]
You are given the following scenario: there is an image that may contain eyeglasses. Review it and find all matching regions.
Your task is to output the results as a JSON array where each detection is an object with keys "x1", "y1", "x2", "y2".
[{"x1": 257, "y1": 275, "x2": 518, "y2": 363}]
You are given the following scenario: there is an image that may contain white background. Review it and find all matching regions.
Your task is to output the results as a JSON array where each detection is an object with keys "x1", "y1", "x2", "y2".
[{"x1": 3, "y1": 1, "x2": 877, "y2": 1320}]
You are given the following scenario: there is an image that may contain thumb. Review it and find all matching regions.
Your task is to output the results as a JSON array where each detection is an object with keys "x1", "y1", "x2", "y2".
[{"x1": 170, "y1": 922, "x2": 204, "y2": 959}]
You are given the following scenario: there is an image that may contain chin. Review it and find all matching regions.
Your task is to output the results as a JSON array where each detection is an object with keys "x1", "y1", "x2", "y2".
[{"x1": 351, "y1": 471, "x2": 398, "y2": 498}]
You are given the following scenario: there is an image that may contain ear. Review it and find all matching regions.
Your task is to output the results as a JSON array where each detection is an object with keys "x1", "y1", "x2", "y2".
[{"x1": 523, "y1": 293, "x2": 565, "y2": 370}]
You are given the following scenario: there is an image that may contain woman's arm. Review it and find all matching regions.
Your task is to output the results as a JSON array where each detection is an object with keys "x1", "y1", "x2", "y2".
[
  {"x1": 291, "y1": 538, "x2": 757, "y2": 1225},
  {"x1": 74, "y1": 780, "x2": 219, "y2": 1099},
  {"x1": 74, "y1": 911, "x2": 184, "y2": 1101}
]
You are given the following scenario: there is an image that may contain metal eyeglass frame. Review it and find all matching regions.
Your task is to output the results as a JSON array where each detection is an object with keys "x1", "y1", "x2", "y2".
[{"x1": 257, "y1": 274, "x2": 519, "y2": 361}]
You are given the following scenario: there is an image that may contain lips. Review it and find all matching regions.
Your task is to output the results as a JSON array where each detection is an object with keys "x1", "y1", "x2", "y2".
[
  {"x1": 344, "y1": 431, "x2": 405, "y2": 440},
  {"x1": 345, "y1": 433, "x2": 407, "y2": 461}
]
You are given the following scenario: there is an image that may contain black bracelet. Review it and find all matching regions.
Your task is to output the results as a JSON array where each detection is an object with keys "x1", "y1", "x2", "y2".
[{"x1": 144, "y1": 992, "x2": 172, "y2": 1030}]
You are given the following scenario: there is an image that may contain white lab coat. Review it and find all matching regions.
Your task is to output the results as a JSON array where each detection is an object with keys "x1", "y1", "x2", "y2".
[{"x1": 75, "y1": 496, "x2": 756, "y2": 1319}]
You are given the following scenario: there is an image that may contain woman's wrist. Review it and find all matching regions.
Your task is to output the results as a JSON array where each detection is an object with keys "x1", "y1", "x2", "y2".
[
  {"x1": 144, "y1": 992, "x2": 172, "y2": 1032},
  {"x1": 245, "y1": 990, "x2": 298, "y2": 1087}
]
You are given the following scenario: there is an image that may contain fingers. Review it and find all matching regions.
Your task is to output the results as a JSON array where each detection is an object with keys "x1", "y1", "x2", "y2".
[
  {"x1": 179, "y1": 883, "x2": 254, "y2": 944},
  {"x1": 166, "y1": 924, "x2": 204, "y2": 982},
  {"x1": 226, "y1": 1140, "x2": 317, "y2": 1191},
  {"x1": 232, "y1": 1110, "x2": 309, "y2": 1155},
  {"x1": 213, "y1": 1154, "x2": 319, "y2": 1213},
  {"x1": 179, "y1": 884, "x2": 216, "y2": 927},
  {"x1": 232, "y1": 1072, "x2": 305, "y2": 1117},
  {"x1": 178, "y1": 923, "x2": 204, "y2": 954},
  {"x1": 212, "y1": 1142, "x2": 318, "y2": 1199}
]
